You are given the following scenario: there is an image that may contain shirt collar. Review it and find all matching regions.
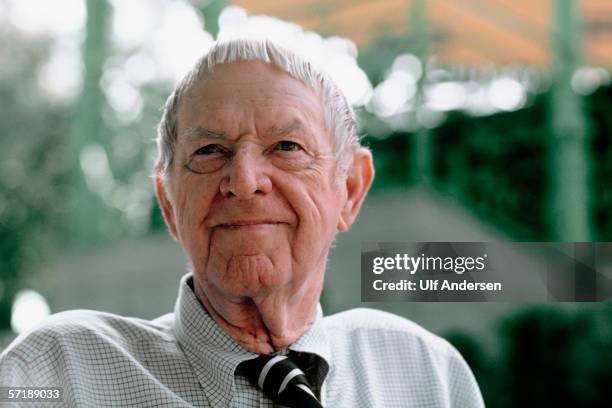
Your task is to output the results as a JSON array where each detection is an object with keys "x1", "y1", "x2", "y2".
[{"x1": 173, "y1": 273, "x2": 330, "y2": 406}]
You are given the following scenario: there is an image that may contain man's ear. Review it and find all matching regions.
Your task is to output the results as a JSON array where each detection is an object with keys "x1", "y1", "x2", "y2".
[
  {"x1": 338, "y1": 148, "x2": 374, "y2": 232},
  {"x1": 154, "y1": 170, "x2": 179, "y2": 241}
]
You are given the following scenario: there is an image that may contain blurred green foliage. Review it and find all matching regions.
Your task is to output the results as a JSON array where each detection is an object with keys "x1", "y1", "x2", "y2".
[
  {"x1": 0, "y1": 27, "x2": 72, "y2": 329},
  {"x1": 0, "y1": 10, "x2": 173, "y2": 328},
  {"x1": 448, "y1": 304, "x2": 612, "y2": 407},
  {"x1": 364, "y1": 132, "x2": 414, "y2": 191},
  {"x1": 590, "y1": 85, "x2": 612, "y2": 241},
  {"x1": 432, "y1": 98, "x2": 549, "y2": 240},
  {"x1": 358, "y1": 36, "x2": 413, "y2": 85},
  {"x1": 365, "y1": 85, "x2": 612, "y2": 241}
]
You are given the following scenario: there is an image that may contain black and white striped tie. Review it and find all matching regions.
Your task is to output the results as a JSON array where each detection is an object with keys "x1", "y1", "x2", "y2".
[{"x1": 244, "y1": 354, "x2": 323, "y2": 408}]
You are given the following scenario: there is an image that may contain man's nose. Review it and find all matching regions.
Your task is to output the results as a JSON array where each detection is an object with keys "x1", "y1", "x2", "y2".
[{"x1": 219, "y1": 148, "x2": 272, "y2": 198}]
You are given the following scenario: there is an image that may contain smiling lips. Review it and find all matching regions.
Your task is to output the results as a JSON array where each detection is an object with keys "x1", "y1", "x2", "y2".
[{"x1": 216, "y1": 220, "x2": 285, "y2": 229}]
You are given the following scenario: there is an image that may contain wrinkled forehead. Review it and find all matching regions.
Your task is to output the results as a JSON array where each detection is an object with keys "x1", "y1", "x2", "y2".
[
  {"x1": 175, "y1": 60, "x2": 330, "y2": 141},
  {"x1": 184, "y1": 59, "x2": 324, "y2": 106}
]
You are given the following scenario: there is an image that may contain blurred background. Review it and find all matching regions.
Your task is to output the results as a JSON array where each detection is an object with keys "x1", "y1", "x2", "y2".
[{"x1": 1, "y1": 0, "x2": 611, "y2": 406}]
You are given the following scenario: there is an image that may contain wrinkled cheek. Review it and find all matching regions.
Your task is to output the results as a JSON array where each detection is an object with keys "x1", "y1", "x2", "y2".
[
  {"x1": 175, "y1": 219, "x2": 211, "y2": 273},
  {"x1": 293, "y1": 201, "x2": 339, "y2": 264},
  {"x1": 182, "y1": 238, "x2": 210, "y2": 274},
  {"x1": 175, "y1": 197, "x2": 213, "y2": 262}
]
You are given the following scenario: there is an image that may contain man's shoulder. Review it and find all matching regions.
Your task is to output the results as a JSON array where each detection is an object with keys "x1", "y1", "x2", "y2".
[
  {"x1": 323, "y1": 307, "x2": 454, "y2": 355},
  {"x1": 1, "y1": 309, "x2": 175, "y2": 363},
  {"x1": 322, "y1": 308, "x2": 484, "y2": 406}
]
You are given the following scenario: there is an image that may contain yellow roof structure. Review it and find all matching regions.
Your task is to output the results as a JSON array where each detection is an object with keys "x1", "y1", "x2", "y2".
[{"x1": 233, "y1": 0, "x2": 612, "y2": 67}]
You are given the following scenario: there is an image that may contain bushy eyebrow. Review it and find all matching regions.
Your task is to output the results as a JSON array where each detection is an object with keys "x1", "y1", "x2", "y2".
[
  {"x1": 268, "y1": 120, "x2": 306, "y2": 136},
  {"x1": 182, "y1": 125, "x2": 229, "y2": 142},
  {"x1": 181, "y1": 120, "x2": 307, "y2": 143}
]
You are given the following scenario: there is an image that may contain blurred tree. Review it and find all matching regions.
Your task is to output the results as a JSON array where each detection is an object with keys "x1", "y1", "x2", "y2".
[
  {"x1": 65, "y1": 0, "x2": 168, "y2": 243},
  {"x1": 444, "y1": 330, "x2": 498, "y2": 406},
  {"x1": 502, "y1": 308, "x2": 574, "y2": 406},
  {"x1": 549, "y1": 0, "x2": 592, "y2": 241},
  {"x1": 358, "y1": 36, "x2": 411, "y2": 86},
  {"x1": 0, "y1": 27, "x2": 71, "y2": 329},
  {"x1": 363, "y1": 132, "x2": 414, "y2": 190},
  {"x1": 0, "y1": 0, "x2": 179, "y2": 330},
  {"x1": 589, "y1": 85, "x2": 612, "y2": 241},
  {"x1": 108, "y1": 80, "x2": 174, "y2": 234},
  {"x1": 192, "y1": 0, "x2": 226, "y2": 38},
  {"x1": 68, "y1": 0, "x2": 113, "y2": 246},
  {"x1": 360, "y1": 78, "x2": 612, "y2": 242},
  {"x1": 569, "y1": 304, "x2": 612, "y2": 407},
  {"x1": 431, "y1": 101, "x2": 549, "y2": 240},
  {"x1": 498, "y1": 307, "x2": 595, "y2": 408},
  {"x1": 442, "y1": 305, "x2": 612, "y2": 408},
  {"x1": 407, "y1": 0, "x2": 432, "y2": 185}
]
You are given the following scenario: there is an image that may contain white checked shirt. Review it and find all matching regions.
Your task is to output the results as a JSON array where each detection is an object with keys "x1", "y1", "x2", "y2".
[{"x1": 0, "y1": 274, "x2": 484, "y2": 407}]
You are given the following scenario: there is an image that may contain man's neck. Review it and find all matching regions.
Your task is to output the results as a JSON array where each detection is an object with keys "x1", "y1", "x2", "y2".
[{"x1": 192, "y1": 278, "x2": 319, "y2": 354}]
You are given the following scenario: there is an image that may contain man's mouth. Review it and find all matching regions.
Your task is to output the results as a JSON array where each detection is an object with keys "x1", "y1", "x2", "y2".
[{"x1": 216, "y1": 220, "x2": 284, "y2": 229}]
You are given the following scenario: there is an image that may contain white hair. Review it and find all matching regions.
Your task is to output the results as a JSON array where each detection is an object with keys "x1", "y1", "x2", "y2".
[{"x1": 155, "y1": 38, "x2": 362, "y2": 180}]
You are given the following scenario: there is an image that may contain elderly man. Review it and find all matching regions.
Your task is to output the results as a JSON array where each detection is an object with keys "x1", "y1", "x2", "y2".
[{"x1": 0, "y1": 39, "x2": 484, "y2": 407}]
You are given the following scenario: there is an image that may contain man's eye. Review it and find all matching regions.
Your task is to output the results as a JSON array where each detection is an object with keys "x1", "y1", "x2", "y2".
[
  {"x1": 274, "y1": 141, "x2": 302, "y2": 152},
  {"x1": 194, "y1": 144, "x2": 224, "y2": 155}
]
